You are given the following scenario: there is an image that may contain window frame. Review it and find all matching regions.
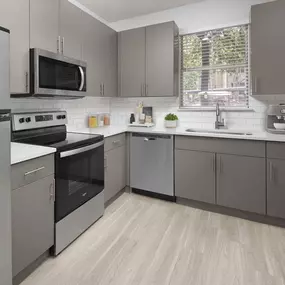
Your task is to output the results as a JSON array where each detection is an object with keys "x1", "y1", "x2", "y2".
[{"x1": 179, "y1": 24, "x2": 251, "y2": 111}]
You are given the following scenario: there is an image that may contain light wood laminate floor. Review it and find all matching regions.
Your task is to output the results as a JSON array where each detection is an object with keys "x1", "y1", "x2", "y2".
[{"x1": 21, "y1": 193, "x2": 285, "y2": 285}]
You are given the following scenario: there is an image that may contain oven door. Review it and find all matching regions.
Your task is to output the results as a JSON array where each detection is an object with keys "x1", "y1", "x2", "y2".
[
  {"x1": 30, "y1": 48, "x2": 87, "y2": 97},
  {"x1": 55, "y1": 140, "x2": 104, "y2": 222}
]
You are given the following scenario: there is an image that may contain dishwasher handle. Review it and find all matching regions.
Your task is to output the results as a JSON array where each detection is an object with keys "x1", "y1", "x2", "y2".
[{"x1": 144, "y1": 137, "x2": 157, "y2": 141}]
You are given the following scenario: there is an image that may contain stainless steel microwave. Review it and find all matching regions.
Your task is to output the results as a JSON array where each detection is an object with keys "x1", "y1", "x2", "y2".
[{"x1": 30, "y1": 49, "x2": 87, "y2": 99}]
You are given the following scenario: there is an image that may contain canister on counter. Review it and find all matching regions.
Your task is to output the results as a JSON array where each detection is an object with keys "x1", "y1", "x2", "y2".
[{"x1": 88, "y1": 115, "x2": 98, "y2": 128}]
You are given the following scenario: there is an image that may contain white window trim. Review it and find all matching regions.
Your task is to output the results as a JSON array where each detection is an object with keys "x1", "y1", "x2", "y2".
[{"x1": 179, "y1": 24, "x2": 251, "y2": 111}]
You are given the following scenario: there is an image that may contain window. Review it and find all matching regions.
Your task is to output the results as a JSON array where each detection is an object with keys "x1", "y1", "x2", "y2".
[{"x1": 180, "y1": 25, "x2": 249, "y2": 109}]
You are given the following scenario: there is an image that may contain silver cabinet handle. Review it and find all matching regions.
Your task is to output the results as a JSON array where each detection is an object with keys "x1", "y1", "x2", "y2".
[
  {"x1": 79, "y1": 66, "x2": 85, "y2": 91},
  {"x1": 269, "y1": 162, "x2": 274, "y2": 183},
  {"x1": 61, "y1": 37, "x2": 64, "y2": 54},
  {"x1": 57, "y1": 36, "x2": 61, "y2": 53},
  {"x1": 212, "y1": 155, "x2": 215, "y2": 173},
  {"x1": 112, "y1": 140, "x2": 121, "y2": 144},
  {"x1": 100, "y1": 83, "x2": 103, "y2": 96},
  {"x1": 24, "y1": 166, "x2": 45, "y2": 177},
  {"x1": 25, "y1": 72, "x2": 29, "y2": 93},
  {"x1": 145, "y1": 84, "x2": 148, "y2": 96},
  {"x1": 252, "y1": 75, "x2": 258, "y2": 94},
  {"x1": 49, "y1": 181, "x2": 55, "y2": 202},
  {"x1": 103, "y1": 83, "x2": 105, "y2": 96},
  {"x1": 141, "y1": 84, "x2": 144, "y2": 96}
]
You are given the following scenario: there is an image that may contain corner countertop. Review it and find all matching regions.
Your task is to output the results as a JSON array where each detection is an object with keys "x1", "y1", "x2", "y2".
[
  {"x1": 67, "y1": 126, "x2": 285, "y2": 143},
  {"x1": 11, "y1": 142, "x2": 56, "y2": 165}
]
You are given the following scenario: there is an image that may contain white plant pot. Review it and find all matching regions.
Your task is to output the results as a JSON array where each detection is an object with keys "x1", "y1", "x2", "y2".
[{"x1": 165, "y1": 120, "x2": 178, "y2": 128}]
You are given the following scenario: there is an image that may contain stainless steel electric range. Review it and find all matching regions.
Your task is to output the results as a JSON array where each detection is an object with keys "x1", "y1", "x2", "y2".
[{"x1": 11, "y1": 110, "x2": 105, "y2": 255}]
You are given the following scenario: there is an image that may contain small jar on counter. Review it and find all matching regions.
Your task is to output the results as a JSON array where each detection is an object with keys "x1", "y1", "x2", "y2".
[
  {"x1": 104, "y1": 113, "x2": 110, "y2": 126},
  {"x1": 88, "y1": 115, "x2": 98, "y2": 128}
]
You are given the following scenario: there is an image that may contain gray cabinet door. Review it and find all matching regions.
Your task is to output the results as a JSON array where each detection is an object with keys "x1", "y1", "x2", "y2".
[
  {"x1": 217, "y1": 154, "x2": 266, "y2": 214},
  {"x1": 267, "y1": 159, "x2": 285, "y2": 219},
  {"x1": 81, "y1": 12, "x2": 100, "y2": 97},
  {"x1": 102, "y1": 25, "x2": 118, "y2": 97},
  {"x1": 59, "y1": 0, "x2": 82, "y2": 59},
  {"x1": 175, "y1": 150, "x2": 216, "y2": 204},
  {"x1": 0, "y1": 0, "x2": 29, "y2": 94},
  {"x1": 12, "y1": 175, "x2": 54, "y2": 277},
  {"x1": 105, "y1": 145, "x2": 126, "y2": 203},
  {"x1": 119, "y1": 28, "x2": 146, "y2": 97},
  {"x1": 30, "y1": 0, "x2": 60, "y2": 53},
  {"x1": 146, "y1": 22, "x2": 177, "y2": 97},
  {"x1": 251, "y1": 1, "x2": 285, "y2": 95}
]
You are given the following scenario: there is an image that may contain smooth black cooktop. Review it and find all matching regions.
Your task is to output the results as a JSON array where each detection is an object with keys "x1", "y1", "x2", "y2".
[{"x1": 47, "y1": 132, "x2": 104, "y2": 151}]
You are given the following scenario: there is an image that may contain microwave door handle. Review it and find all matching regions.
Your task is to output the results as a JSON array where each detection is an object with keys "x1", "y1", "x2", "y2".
[
  {"x1": 79, "y1": 66, "x2": 85, "y2": 91},
  {"x1": 60, "y1": 141, "x2": 104, "y2": 158}
]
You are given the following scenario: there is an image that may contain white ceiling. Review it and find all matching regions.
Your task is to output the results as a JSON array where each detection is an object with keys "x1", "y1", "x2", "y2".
[{"x1": 76, "y1": 0, "x2": 202, "y2": 22}]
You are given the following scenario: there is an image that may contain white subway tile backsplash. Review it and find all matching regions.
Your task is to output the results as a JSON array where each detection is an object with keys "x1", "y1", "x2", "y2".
[{"x1": 111, "y1": 96, "x2": 269, "y2": 131}]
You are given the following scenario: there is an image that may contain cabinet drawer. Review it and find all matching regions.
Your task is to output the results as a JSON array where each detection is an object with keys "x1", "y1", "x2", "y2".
[
  {"x1": 175, "y1": 136, "x2": 265, "y2": 157},
  {"x1": 267, "y1": 142, "x2": 285, "y2": 159},
  {"x1": 104, "y1": 133, "x2": 126, "y2": 152},
  {"x1": 11, "y1": 154, "x2": 54, "y2": 190}
]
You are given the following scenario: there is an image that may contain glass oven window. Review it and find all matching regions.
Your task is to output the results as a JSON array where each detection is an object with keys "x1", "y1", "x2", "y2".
[
  {"x1": 55, "y1": 144, "x2": 104, "y2": 222},
  {"x1": 39, "y1": 56, "x2": 84, "y2": 91}
]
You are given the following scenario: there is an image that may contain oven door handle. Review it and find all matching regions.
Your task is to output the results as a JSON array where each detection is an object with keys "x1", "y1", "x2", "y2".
[
  {"x1": 60, "y1": 141, "x2": 104, "y2": 158},
  {"x1": 79, "y1": 66, "x2": 85, "y2": 91}
]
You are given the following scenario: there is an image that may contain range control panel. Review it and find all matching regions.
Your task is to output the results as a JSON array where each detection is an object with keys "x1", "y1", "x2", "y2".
[{"x1": 12, "y1": 111, "x2": 67, "y2": 131}]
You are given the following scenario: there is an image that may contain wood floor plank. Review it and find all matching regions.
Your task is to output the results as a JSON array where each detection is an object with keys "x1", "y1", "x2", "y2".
[{"x1": 21, "y1": 193, "x2": 285, "y2": 285}]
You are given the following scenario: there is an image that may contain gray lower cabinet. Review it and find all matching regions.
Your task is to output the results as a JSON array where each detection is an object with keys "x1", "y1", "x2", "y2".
[
  {"x1": 0, "y1": 0, "x2": 29, "y2": 94},
  {"x1": 104, "y1": 135, "x2": 126, "y2": 203},
  {"x1": 251, "y1": 0, "x2": 285, "y2": 95},
  {"x1": 267, "y1": 159, "x2": 285, "y2": 219},
  {"x1": 12, "y1": 174, "x2": 55, "y2": 277},
  {"x1": 175, "y1": 150, "x2": 215, "y2": 204},
  {"x1": 30, "y1": 0, "x2": 60, "y2": 53},
  {"x1": 216, "y1": 154, "x2": 266, "y2": 215}
]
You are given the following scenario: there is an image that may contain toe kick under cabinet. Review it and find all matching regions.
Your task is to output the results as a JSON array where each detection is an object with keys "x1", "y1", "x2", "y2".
[
  {"x1": 175, "y1": 136, "x2": 266, "y2": 215},
  {"x1": 11, "y1": 154, "x2": 55, "y2": 278}
]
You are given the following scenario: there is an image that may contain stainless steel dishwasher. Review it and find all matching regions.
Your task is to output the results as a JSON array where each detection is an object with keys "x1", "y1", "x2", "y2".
[{"x1": 130, "y1": 133, "x2": 174, "y2": 200}]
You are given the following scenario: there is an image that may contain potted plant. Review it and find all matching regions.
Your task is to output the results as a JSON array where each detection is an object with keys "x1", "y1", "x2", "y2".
[{"x1": 165, "y1": 113, "x2": 179, "y2": 128}]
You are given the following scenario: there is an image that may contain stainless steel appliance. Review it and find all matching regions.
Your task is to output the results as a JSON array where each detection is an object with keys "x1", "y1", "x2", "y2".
[
  {"x1": 266, "y1": 104, "x2": 285, "y2": 134},
  {"x1": 130, "y1": 133, "x2": 174, "y2": 200},
  {"x1": 30, "y1": 49, "x2": 87, "y2": 98},
  {"x1": 0, "y1": 26, "x2": 12, "y2": 285},
  {"x1": 12, "y1": 111, "x2": 104, "y2": 255}
]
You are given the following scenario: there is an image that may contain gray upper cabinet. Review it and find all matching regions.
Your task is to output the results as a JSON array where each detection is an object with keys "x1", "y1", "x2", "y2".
[
  {"x1": 118, "y1": 22, "x2": 179, "y2": 97},
  {"x1": 59, "y1": 0, "x2": 82, "y2": 59},
  {"x1": 12, "y1": 175, "x2": 54, "y2": 277},
  {"x1": 82, "y1": 12, "x2": 118, "y2": 97},
  {"x1": 146, "y1": 22, "x2": 179, "y2": 97},
  {"x1": 267, "y1": 159, "x2": 285, "y2": 219},
  {"x1": 102, "y1": 25, "x2": 118, "y2": 97},
  {"x1": 30, "y1": 0, "x2": 60, "y2": 53},
  {"x1": 0, "y1": 0, "x2": 29, "y2": 94},
  {"x1": 175, "y1": 149, "x2": 216, "y2": 204},
  {"x1": 251, "y1": 0, "x2": 285, "y2": 95},
  {"x1": 119, "y1": 28, "x2": 146, "y2": 97},
  {"x1": 216, "y1": 154, "x2": 266, "y2": 215}
]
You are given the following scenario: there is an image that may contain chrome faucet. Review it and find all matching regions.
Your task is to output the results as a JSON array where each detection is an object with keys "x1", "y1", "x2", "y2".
[{"x1": 215, "y1": 103, "x2": 225, "y2": 129}]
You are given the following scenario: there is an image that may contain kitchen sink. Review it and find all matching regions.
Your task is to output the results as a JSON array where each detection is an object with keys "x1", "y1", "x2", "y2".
[{"x1": 185, "y1": 129, "x2": 253, "y2": 136}]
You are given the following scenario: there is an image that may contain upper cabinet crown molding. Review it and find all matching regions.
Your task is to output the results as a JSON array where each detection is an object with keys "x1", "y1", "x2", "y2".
[
  {"x1": 118, "y1": 21, "x2": 179, "y2": 98},
  {"x1": 251, "y1": 0, "x2": 285, "y2": 96}
]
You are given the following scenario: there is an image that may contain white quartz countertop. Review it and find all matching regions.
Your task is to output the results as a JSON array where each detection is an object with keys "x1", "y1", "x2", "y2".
[
  {"x1": 68, "y1": 126, "x2": 285, "y2": 142},
  {"x1": 11, "y1": 142, "x2": 56, "y2": 165}
]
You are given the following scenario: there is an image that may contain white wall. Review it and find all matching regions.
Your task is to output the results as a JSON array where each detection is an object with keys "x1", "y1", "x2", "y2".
[{"x1": 110, "y1": 0, "x2": 271, "y2": 33}]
